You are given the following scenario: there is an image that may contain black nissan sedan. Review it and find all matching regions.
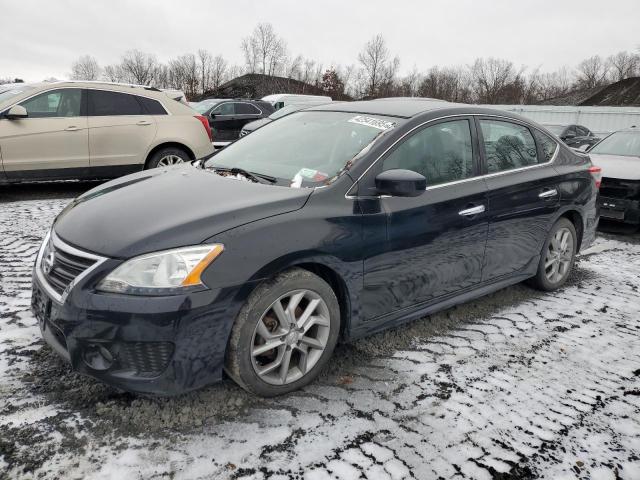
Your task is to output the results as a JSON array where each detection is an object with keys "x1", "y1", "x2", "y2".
[{"x1": 32, "y1": 99, "x2": 600, "y2": 396}]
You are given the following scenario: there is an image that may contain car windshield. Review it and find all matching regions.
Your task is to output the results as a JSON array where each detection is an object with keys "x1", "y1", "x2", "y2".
[
  {"x1": 0, "y1": 84, "x2": 35, "y2": 104},
  {"x1": 590, "y1": 131, "x2": 640, "y2": 157},
  {"x1": 545, "y1": 125, "x2": 565, "y2": 135},
  {"x1": 204, "y1": 111, "x2": 399, "y2": 187}
]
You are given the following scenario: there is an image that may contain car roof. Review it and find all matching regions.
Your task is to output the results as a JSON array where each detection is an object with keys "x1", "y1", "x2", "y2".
[{"x1": 308, "y1": 98, "x2": 464, "y2": 118}]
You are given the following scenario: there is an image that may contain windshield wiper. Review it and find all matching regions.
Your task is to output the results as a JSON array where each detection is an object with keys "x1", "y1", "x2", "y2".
[{"x1": 212, "y1": 167, "x2": 277, "y2": 184}]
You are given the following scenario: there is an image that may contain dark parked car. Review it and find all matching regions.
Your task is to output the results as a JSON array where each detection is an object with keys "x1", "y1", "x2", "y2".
[
  {"x1": 32, "y1": 100, "x2": 599, "y2": 397},
  {"x1": 192, "y1": 98, "x2": 274, "y2": 147},
  {"x1": 543, "y1": 124, "x2": 600, "y2": 149},
  {"x1": 239, "y1": 102, "x2": 330, "y2": 137},
  {"x1": 588, "y1": 127, "x2": 640, "y2": 225}
]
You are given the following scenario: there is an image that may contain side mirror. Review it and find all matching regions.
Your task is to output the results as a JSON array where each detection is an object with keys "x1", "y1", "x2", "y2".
[
  {"x1": 5, "y1": 105, "x2": 27, "y2": 119},
  {"x1": 209, "y1": 112, "x2": 216, "y2": 119},
  {"x1": 375, "y1": 169, "x2": 426, "y2": 197}
]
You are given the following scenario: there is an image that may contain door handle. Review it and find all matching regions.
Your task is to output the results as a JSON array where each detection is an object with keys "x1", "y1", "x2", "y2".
[
  {"x1": 459, "y1": 205, "x2": 485, "y2": 217},
  {"x1": 136, "y1": 120, "x2": 152, "y2": 126},
  {"x1": 65, "y1": 126, "x2": 79, "y2": 131},
  {"x1": 539, "y1": 188, "x2": 558, "y2": 199}
]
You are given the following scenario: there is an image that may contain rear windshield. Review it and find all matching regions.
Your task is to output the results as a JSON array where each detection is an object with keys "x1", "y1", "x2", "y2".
[
  {"x1": 205, "y1": 111, "x2": 399, "y2": 187},
  {"x1": 590, "y1": 131, "x2": 640, "y2": 157}
]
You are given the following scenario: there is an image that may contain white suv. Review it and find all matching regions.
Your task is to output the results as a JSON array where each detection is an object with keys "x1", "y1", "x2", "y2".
[{"x1": 0, "y1": 81, "x2": 214, "y2": 182}]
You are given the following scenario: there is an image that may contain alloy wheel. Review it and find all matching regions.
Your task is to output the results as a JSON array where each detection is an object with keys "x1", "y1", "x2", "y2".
[
  {"x1": 157, "y1": 154, "x2": 185, "y2": 167},
  {"x1": 544, "y1": 227, "x2": 574, "y2": 283},
  {"x1": 251, "y1": 289, "x2": 331, "y2": 385}
]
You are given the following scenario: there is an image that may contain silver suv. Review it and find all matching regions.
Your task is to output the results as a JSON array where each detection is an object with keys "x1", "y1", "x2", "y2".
[{"x1": 0, "y1": 81, "x2": 214, "y2": 182}]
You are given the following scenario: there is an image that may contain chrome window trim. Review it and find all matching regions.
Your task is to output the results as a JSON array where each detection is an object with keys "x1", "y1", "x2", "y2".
[
  {"x1": 2, "y1": 86, "x2": 170, "y2": 117},
  {"x1": 210, "y1": 101, "x2": 263, "y2": 117},
  {"x1": 35, "y1": 229, "x2": 108, "y2": 304},
  {"x1": 345, "y1": 112, "x2": 559, "y2": 199}
]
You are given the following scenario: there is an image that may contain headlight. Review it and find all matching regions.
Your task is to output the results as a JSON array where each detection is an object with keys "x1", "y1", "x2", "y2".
[{"x1": 97, "y1": 244, "x2": 224, "y2": 295}]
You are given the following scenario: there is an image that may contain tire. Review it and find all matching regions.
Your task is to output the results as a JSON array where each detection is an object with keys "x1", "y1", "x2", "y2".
[
  {"x1": 224, "y1": 268, "x2": 340, "y2": 397},
  {"x1": 528, "y1": 217, "x2": 577, "y2": 291},
  {"x1": 145, "y1": 147, "x2": 190, "y2": 169}
]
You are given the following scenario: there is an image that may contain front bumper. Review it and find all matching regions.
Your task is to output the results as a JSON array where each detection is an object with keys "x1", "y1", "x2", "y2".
[
  {"x1": 31, "y1": 241, "x2": 254, "y2": 396},
  {"x1": 599, "y1": 196, "x2": 640, "y2": 225}
]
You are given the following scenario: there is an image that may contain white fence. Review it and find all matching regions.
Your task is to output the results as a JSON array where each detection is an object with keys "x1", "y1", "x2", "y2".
[{"x1": 482, "y1": 105, "x2": 640, "y2": 136}]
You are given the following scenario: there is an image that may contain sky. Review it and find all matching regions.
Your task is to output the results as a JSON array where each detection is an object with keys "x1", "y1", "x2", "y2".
[{"x1": 2, "y1": 0, "x2": 639, "y2": 82}]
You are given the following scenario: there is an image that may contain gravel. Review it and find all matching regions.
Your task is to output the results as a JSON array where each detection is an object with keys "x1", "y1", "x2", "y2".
[{"x1": 0, "y1": 190, "x2": 639, "y2": 479}]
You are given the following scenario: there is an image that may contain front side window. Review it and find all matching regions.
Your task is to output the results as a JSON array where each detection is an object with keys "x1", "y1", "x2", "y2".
[
  {"x1": 20, "y1": 88, "x2": 82, "y2": 118},
  {"x1": 205, "y1": 111, "x2": 399, "y2": 187},
  {"x1": 589, "y1": 131, "x2": 640, "y2": 157},
  {"x1": 211, "y1": 102, "x2": 234, "y2": 115},
  {"x1": 88, "y1": 90, "x2": 145, "y2": 116},
  {"x1": 480, "y1": 120, "x2": 538, "y2": 173},
  {"x1": 382, "y1": 119, "x2": 474, "y2": 186},
  {"x1": 236, "y1": 103, "x2": 261, "y2": 115}
]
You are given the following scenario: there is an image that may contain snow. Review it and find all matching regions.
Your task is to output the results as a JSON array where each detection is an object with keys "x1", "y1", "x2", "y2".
[{"x1": 0, "y1": 198, "x2": 639, "y2": 479}]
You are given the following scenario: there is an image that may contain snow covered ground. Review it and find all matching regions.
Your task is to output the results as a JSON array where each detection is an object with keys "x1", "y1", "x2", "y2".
[{"x1": 1, "y1": 198, "x2": 639, "y2": 480}]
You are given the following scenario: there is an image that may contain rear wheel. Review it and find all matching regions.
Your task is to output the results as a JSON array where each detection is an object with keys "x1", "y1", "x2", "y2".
[
  {"x1": 225, "y1": 269, "x2": 340, "y2": 397},
  {"x1": 528, "y1": 217, "x2": 577, "y2": 291},
  {"x1": 146, "y1": 147, "x2": 190, "y2": 169}
]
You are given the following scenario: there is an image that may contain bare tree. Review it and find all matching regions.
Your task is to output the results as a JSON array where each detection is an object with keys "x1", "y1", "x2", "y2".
[
  {"x1": 70, "y1": 55, "x2": 101, "y2": 81},
  {"x1": 197, "y1": 49, "x2": 213, "y2": 94},
  {"x1": 418, "y1": 66, "x2": 472, "y2": 102},
  {"x1": 575, "y1": 55, "x2": 609, "y2": 89},
  {"x1": 210, "y1": 55, "x2": 229, "y2": 91},
  {"x1": 470, "y1": 57, "x2": 520, "y2": 103},
  {"x1": 168, "y1": 54, "x2": 199, "y2": 99},
  {"x1": 120, "y1": 50, "x2": 159, "y2": 85},
  {"x1": 607, "y1": 51, "x2": 640, "y2": 82},
  {"x1": 537, "y1": 67, "x2": 573, "y2": 100},
  {"x1": 357, "y1": 34, "x2": 399, "y2": 98},
  {"x1": 241, "y1": 23, "x2": 287, "y2": 76}
]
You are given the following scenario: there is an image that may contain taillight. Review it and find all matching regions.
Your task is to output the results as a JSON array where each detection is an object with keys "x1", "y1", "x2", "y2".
[
  {"x1": 194, "y1": 115, "x2": 213, "y2": 142},
  {"x1": 588, "y1": 165, "x2": 602, "y2": 189}
]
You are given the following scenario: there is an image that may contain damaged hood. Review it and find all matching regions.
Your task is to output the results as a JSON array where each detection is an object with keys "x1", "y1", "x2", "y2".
[
  {"x1": 54, "y1": 165, "x2": 312, "y2": 258},
  {"x1": 589, "y1": 153, "x2": 640, "y2": 180}
]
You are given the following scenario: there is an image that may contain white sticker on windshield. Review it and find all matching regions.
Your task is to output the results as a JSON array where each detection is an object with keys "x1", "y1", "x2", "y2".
[{"x1": 348, "y1": 115, "x2": 395, "y2": 131}]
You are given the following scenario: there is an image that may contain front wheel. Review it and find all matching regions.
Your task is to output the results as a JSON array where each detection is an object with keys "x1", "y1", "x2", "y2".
[
  {"x1": 528, "y1": 217, "x2": 577, "y2": 291},
  {"x1": 225, "y1": 269, "x2": 340, "y2": 397}
]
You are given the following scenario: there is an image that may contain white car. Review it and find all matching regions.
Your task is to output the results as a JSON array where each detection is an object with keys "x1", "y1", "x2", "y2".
[{"x1": 262, "y1": 93, "x2": 332, "y2": 110}]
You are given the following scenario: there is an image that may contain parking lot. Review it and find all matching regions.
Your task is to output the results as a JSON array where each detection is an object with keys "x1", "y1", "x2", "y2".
[{"x1": 0, "y1": 184, "x2": 639, "y2": 479}]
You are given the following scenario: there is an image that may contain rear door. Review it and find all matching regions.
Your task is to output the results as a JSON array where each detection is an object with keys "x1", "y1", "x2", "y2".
[
  {"x1": 208, "y1": 101, "x2": 236, "y2": 141},
  {"x1": 1, "y1": 88, "x2": 89, "y2": 180},
  {"x1": 362, "y1": 117, "x2": 489, "y2": 319},
  {"x1": 478, "y1": 117, "x2": 561, "y2": 281},
  {"x1": 235, "y1": 102, "x2": 265, "y2": 135},
  {"x1": 87, "y1": 89, "x2": 157, "y2": 172}
]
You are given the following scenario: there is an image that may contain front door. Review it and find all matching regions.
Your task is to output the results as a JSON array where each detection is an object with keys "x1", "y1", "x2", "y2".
[
  {"x1": 1, "y1": 88, "x2": 89, "y2": 180},
  {"x1": 361, "y1": 118, "x2": 489, "y2": 320},
  {"x1": 209, "y1": 102, "x2": 237, "y2": 141},
  {"x1": 477, "y1": 118, "x2": 561, "y2": 281},
  {"x1": 87, "y1": 89, "x2": 157, "y2": 172}
]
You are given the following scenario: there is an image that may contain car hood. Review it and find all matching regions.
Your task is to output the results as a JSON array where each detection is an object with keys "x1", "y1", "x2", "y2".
[
  {"x1": 54, "y1": 165, "x2": 312, "y2": 259},
  {"x1": 243, "y1": 118, "x2": 272, "y2": 132},
  {"x1": 589, "y1": 153, "x2": 640, "y2": 180}
]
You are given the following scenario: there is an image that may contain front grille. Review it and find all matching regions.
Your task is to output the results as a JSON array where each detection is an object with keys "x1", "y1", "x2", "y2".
[
  {"x1": 40, "y1": 235, "x2": 97, "y2": 296},
  {"x1": 600, "y1": 177, "x2": 640, "y2": 200},
  {"x1": 117, "y1": 342, "x2": 174, "y2": 377}
]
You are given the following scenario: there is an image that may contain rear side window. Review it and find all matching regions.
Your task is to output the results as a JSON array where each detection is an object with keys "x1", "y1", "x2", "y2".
[
  {"x1": 138, "y1": 96, "x2": 167, "y2": 115},
  {"x1": 382, "y1": 119, "x2": 474, "y2": 186},
  {"x1": 533, "y1": 130, "x2": 558, "y2": 162},
  {"x1": 88, "y1": 90, "x2": 144, "y2": 116},
  {"x1": 19, "y1": 88, "x2": 83, "y2": 118},
  {"x1": 236, "y1": 102, "x2": 261, "y2": 115},
  {"x1": 211, "y1": 102, "x2": 234, "y2": 115},
  {"x1": 479, "y1": 120, "x2": 538, "y2": 173}
]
